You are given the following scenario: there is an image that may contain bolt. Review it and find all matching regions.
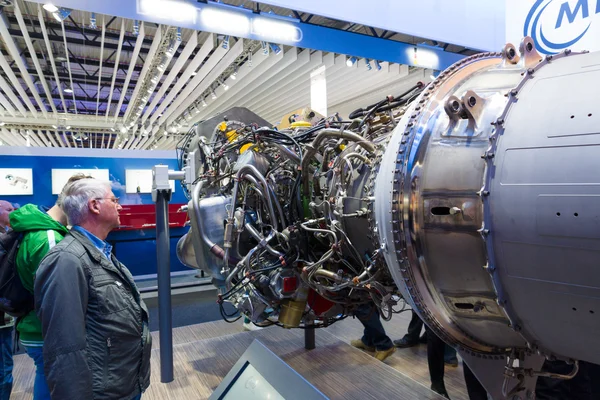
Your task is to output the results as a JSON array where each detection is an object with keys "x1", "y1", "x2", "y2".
[
  {"x1": 527, "y1": 68, "x2": 534, "y2": 75},
  {"x1": 481, "y1": 190, "x2": 490, "y2": 196},
  {"x1": 545, "y1": 55, "x2": 553, "y2": 62},
  {"x1": 565, "y1": 49, "x2": 572, "y2": 55},
  {"x1": 496, "y1": 118, "x2": 505, "y2": 125}
]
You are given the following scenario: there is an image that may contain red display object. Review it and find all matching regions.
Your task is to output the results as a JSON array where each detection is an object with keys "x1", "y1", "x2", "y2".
[{"x1": 116, "y1": 203, "x2": 188, "y2": 231}]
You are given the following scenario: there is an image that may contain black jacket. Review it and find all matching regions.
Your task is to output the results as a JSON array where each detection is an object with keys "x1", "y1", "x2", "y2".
[{"x1": 35, "y1": 229, "x2": 151, "y2": 400}]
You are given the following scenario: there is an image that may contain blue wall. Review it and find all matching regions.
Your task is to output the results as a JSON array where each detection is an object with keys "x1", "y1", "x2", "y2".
[{"x1": 0, "y1": 148, "x2": 192, "y2": 278}]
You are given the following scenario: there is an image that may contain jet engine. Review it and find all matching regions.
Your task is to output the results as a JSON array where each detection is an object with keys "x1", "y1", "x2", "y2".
[{"x1": 177, "y1": 37, "x2": 600, "y2": 399}]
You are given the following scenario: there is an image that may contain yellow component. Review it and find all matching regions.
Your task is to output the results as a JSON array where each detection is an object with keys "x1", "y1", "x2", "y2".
[
  {"x1": 290, "y1": 121, "x2": 312, "y2": 128},
  {"x1": 239, "y1": 143, "x2": 253, "y2": 154},
  {"x1": 225, "y1": 129, "x2": 239, "y2": 143},
  {"x1": 278, "y1": 299, "x2": 307, "y2": 328},
  {"x1": 217, "y1": 122, "x2": 228, "y2": 132},
  {"x1": 339, "y1": 144, "x2": 346, "y2": 151}
]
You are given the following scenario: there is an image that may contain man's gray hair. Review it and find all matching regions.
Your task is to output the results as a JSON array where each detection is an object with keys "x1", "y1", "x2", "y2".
[{"x1": 60, "y1": 178, "x2": 112, "y2": 226}]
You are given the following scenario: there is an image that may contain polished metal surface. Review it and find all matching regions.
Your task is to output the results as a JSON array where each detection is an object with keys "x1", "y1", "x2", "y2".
[{"x1": 376, "y1": 38, "x2": 600, "y2": 366}]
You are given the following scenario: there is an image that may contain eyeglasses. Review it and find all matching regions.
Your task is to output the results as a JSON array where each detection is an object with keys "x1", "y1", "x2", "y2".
[{"x1": 94, "y1": 197, "x2": 120, "y2": 204}]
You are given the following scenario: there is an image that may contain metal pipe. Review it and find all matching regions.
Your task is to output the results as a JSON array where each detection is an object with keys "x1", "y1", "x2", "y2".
[
  {"x1": 155, "y1": 190, "x2": 173, "y2": 383},
  {"x1": 302, "y1": 129, "x2": 376, "y2": 196},
  {"x1": 245, "y1": 223, "x2": 284, "y2": 258},
  {"x1": 272, "y1": 143, "x2": 301, "y2": 164}
]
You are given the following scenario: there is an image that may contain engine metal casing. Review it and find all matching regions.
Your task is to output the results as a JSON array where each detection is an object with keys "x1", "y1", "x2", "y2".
[{"x1": 375, "y1": 39, "x2": 600, "y2": 363}]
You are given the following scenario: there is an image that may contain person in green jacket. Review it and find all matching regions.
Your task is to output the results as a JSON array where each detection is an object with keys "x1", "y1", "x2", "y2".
[{"x1": 9, "y1": 174, "x2": 89, "y2": 400}]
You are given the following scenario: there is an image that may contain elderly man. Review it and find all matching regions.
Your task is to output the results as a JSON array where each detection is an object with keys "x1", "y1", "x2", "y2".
[
  {"x1": 0, "y1": 200, "x2": 14, "y2": 233},
  {"x1": 35, "y1": 179, "x2": 151, "y2": 400}
]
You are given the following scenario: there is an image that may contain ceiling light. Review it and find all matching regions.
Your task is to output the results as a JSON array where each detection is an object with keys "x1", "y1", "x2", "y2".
[
  {"x1": 90, "y1": 12, "x2": 97, "y2": 30},
  {"x1": 157, "y1": 63, "x2": 166, "y2": 72},
  {"x1": 0, "y1": 122, "x2": 5, "y2": 127},
  {"x1": 374, "y1": 60, "x2": 382, "y2": 71},
  {"x1": 346, "y1": 56, "x2": 357, "y2": 67},
  {"x1": 268, "y1": 43, "x2": 281, "y2": 55},
  {"x1": 211, "y1": 90, "x2": 217, "y2": 99},
  {"x1": 222, "y1": 35, "x2": 230, "y2": 50},
  {"x1": 55, "y1": 56, "x2": 67, "y2": 63},
  {"x1": 120, "y1": 126, "x2": 128, "y2": 134},
  {"x1": 366, "y1": 60, "x2": 372, "y2": 71},
  {"x1": 65, "y1": 125, "x2": 71, "y2": 130},
  {"x1": 247, "y1": 52, "x2": 253, "y2": 67},
  {"x1": 190, "y1": 71, "x2": 197, "y2": 76},
  {"x1": 110, "y1": 127, "x2": 116, "y2": 132},
  {"x1": 63, "y1": 88, "x2": 73, "y2": 94},
  {"x1": 150, "y1": 75, "x2": 159, "y2": 84},
  {"x1": 43, "y1": 3, "x2": 58, "y2": 12},
  {"x1": 219, "y1": 78, "x2": 229, "y2": 91},
  {"x1": 201, "y1": 99, "x2": 207, "y2": 107},
  {"x1": 261, "y1": 41, "x2": 269, "y2": 56},
  {"x1": 176, "y1": 27, "x2": 182, "y2": 42},
  {"x1": 52, "y1": 7, "x2": 72, "y2": 22},
  {"x1": 133, "y1": 20, "x2": 139, "y2": 36}
]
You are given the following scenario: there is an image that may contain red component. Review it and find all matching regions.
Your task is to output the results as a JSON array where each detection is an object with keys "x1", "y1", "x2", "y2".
[
  {"x1": 116, "y1": 203, "x2": 188, "y2": 231},
  {"x1": 307, "y1": 289, "x2": 335, "y2": 316},
  {"x1": 282, "y1": 276, "x2": 298, "y2": 294}
]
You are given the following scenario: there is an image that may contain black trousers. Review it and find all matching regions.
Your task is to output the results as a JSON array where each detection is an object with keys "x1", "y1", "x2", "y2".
[
  {"x1": 425, "y1": 325, "x2": 447, "y2": 392},
  {"x1": 463, "y1": 362, "x2": 488, "y2": 400},
  {"x1": 404, "y1": 310, "x2": 424, "y2": 343},
  {"x1": 536, "y1": 360, "x2": 599, "y2": 400}
]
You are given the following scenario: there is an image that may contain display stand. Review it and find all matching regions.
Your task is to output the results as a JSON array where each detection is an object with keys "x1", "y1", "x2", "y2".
[{"x1": 152, "y1": 164, "x2": 192, "y2": 383}]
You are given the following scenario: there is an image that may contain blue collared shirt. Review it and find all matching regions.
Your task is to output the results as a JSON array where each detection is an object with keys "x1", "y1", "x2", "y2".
[{"x1": 72, "y1": 225, "x2": 113, "y2": 260}]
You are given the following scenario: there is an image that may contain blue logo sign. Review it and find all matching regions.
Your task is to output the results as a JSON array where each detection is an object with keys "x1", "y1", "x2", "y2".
[{"x1": 524, "y1": 0, "x2": 599, "y2": 54}]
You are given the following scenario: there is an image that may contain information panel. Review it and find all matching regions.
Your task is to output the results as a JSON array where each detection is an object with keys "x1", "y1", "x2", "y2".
[
  {"x1": 125, "y1": 169, "x2": 175, "y2": 194},
  {"x1": 0, "y1": 168, "x2": 33, "y2": 195},
  {"x1": 51, "y1": 169, "x2": 109, "y2": 194}
]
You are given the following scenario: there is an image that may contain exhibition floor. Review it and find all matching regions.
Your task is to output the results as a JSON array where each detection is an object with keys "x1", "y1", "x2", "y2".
[{"x1": 10, "y1": 307, "x2": 469, "y2": 399}]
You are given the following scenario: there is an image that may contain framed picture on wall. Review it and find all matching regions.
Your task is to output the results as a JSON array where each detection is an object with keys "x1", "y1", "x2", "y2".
[
  {"x1": 0, "y1": 168, "x2": 33, "y2": 195},
  {"x1": 125, "y1": 169, "x2": 175, "y2": 194},
  {"x1": 51, "y1": 169, "x2": 110, "y2": 194}
]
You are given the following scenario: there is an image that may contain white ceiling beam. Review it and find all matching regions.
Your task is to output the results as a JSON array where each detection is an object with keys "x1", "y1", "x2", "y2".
[
  {"x1": 253, "y1": 51, "x2": 323, "y2": 117},
  {"x1": 123, "y1": 26, "x2": 163, "y2": 122},
  {"x1": 0, "y1": 78, "x2": 27, "y2": 116},
  {"x1": 38, "y1": 4, "x2": 66, "y2": 113},
  {"x1": 113, "y1": 22, "x2": 146, "y2": 121},
  {"x1": 53, "y1": 131, "x2": 64, "y2": 147},
  {"x1": 13, "y1": 2, "x2": 56, "y2": 115},
  {"x1": 0, "y1": 52, "x2": 39, "y2": 117},
  {"x1": 242, "y1": 50, "x2": 319, "y2": 112},
  {"x1": 126, "y1": 34, "x2": 182, "y2": 129},
  {"x1": 328, "y1": 65, "x2": 405, "y2": 108},
  {"x1": 149, "y1": 36, "x2": 229, "y2": 130},
  {"x1": 0, "y1": 128, "x2": 19, "y2": 146},
  {"x1": 10, "y1": 129, "x2": 26, "y2": 146},
  {"x1": 326, "y1": 62, "x2": 396, "y2": 105},
  {"x1": 27, "y1": 130, "x2": 44, "y2": 147},
  {"x1": 95, "y1": 17, "x2": 106, "y2": 117},
  {"x1": 140, "y1": 32, "x2": 198, "y2": 126},
  {"x1": 159, "y1": 39, "x2": 244, "y2": 130},
  {"x1": 60, "y1": 22, "x2": 78, "y2": 114},
  {"x1": 45, "y1": 130, "x2": 60, "y2": 148},
  {"x1": 235, "y1": 49, "x2": 311, "y2": 111},
  {"x1": 0, "y1": 91, "x2": 16, "y2": 117},
  {"x1": 105, "y1": 19, "x2": 126, "y2": 119},
  {"x1": 62, "y1": 131, "x2": 72, "y2": 148},
  {"x1": 194, "y1": 49, "x2": 292, "y2": 123}
]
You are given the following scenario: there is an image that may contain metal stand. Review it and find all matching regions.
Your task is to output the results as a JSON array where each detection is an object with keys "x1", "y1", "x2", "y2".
[
  {"x1": 154, "y1": 188, "x2": 173, "y2": 383},
  {"x1": 152, "y1": 164, "x2": 194, "y2": 383},
  {"x1": 304, "y1": 323, "x2": 315, "y2": 350}
]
